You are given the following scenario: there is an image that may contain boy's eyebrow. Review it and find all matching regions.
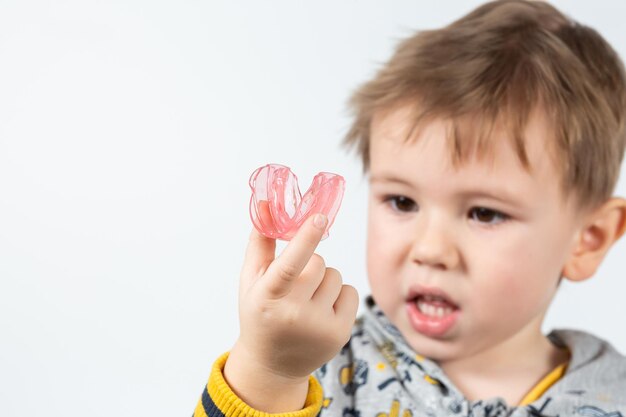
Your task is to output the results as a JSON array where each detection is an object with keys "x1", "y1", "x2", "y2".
[
  {"x1": 369, "y1": 175, "x2": 525, "y2": 205},
  {"x1": 369, "y1": 175, "x2": 412, "y2": 187}
]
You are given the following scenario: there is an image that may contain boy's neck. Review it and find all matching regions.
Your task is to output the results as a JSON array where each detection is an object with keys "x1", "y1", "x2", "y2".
[{"x1": 438, "y1": 332, "x2": 570, "y2": 406}]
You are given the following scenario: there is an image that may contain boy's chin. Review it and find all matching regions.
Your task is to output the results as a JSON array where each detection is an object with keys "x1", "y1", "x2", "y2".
[{"x1": 402, "y1": 329, "x2": 465, "y2": 362}]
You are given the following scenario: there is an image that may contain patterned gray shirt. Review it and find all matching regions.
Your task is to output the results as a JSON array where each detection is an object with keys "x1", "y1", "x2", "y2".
[{"x1": 314, "y1": 296, "x2": 626, "y2": 417}]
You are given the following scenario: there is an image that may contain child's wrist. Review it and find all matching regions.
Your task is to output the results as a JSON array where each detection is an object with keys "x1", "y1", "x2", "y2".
[{"x1": 223, "y1": 342, "x2": 310, "y2": 413}]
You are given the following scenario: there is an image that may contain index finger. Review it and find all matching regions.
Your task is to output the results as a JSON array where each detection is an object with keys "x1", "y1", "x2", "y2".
[{"x1": 263, "y1": 213, "x2": 328, "y2": 298}]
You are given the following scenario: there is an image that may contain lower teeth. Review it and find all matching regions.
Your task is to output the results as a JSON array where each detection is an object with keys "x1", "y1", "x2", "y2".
[{"x1": 417, "y1": 300, "x2": 454, "y2": 318}]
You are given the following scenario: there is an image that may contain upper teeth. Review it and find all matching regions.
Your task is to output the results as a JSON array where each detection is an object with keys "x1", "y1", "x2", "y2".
[
  {"x1": 417, "y1": 299, "x2": 454, "y2": 317},
  {"x1": 422, "y1": 294, "x2": 447, "y2": 302}
]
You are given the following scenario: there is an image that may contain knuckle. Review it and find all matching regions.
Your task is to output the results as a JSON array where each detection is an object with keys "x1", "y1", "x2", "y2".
[
  {"x1": 325, "y1": 267, "x2": 342, "y2": 280},
  {"x1": 276, "y1": 262, "x2": 299, "y2": 282},
  {"x1": 325, "y1": 270, "x2": 342, "y2": 289},
  {"x1": 344, "y1": 285, "x2": 359, "y2": 304},
  {"x1": 343, "y1": 284, "x2": 357, "y2": 297},
  {"x1": 309, "y1": 253, "x2": 326, "y2": 270},
  {"x1": 340, "y1": 285, "x2": 359, "y2": 309}
]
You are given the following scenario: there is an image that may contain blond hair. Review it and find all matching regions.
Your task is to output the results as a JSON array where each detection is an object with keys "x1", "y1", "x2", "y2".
[{"x1": 343, "y1": 0, "x2": 626, "y2": 213}]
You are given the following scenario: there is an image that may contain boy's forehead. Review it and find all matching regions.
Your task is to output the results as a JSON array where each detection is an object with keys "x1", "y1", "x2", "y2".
[
  {"x1": 368, "y1": 103, "x2": 562, "y2": 200},
  {"x1": 369, "y1": 105, "x2": 557, "y2": 176}
]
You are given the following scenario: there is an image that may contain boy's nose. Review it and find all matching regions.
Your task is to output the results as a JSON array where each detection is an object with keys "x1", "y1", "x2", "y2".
[{"x1": 409, "y1": 214, "x2": 459, "y2": 270}]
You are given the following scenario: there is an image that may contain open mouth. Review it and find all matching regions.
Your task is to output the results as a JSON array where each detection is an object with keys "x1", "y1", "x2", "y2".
[{"x1": 405, "y1": 287, "x2": 461, "y2": 337}]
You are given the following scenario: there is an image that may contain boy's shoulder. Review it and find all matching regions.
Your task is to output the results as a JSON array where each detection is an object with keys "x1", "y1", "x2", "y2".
[{"x1": 547, "y1": 328, "x2": 626, "y2": 392}]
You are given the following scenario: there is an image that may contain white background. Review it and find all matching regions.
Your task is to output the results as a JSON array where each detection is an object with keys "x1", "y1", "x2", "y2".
[{"x1": 0, "y1": 1, "x2": 624, "y2": 415}]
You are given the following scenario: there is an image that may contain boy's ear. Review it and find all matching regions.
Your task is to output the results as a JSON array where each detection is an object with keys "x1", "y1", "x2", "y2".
[{"x1": 561, "y1": 197, "x2": 626, "y2": 282}]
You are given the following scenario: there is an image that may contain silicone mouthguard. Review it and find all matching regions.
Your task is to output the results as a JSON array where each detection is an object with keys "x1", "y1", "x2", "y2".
[{"x1": 249, "y1": 163, "x2": 345, "y2": 241}]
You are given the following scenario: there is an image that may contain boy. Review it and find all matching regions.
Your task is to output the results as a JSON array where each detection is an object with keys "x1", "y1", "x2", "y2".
[{"x1": 195, "y1": 0, "x2": 626, "y2": 415}]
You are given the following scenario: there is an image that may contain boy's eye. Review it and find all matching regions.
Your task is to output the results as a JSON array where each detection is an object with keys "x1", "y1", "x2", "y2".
[
  {"x1": 469, "y1": 207, "x2": 510, "y2": 226},
  {"x1": 383, "y1": 195, "x2": 510, "y2": 226},
  {"x1": 384, "y1": 195, "x2": 417, "y2": 212}
]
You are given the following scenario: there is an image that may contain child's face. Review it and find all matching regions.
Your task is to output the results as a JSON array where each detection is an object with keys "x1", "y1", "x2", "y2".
[{"x1": 366, "y1": 103, "x2": 582, "y2": 363}]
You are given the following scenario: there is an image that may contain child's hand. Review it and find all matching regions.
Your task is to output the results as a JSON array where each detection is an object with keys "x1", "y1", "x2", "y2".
[{"x1": 223, "y1": 211, "x2": 359, "y2": 412}]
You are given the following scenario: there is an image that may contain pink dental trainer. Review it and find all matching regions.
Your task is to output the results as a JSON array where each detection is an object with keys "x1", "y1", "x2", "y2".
[{"x1": 249, "y1": 163, "x2": 345, "y2": 240}]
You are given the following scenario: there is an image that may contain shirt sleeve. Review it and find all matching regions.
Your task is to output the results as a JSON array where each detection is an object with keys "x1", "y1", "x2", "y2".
[{"x1": 193, "y1": 352, "x2": 324, "y2": 417}]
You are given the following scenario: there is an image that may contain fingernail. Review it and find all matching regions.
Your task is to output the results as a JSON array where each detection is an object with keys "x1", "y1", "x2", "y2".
[{"x1": 313, "y1": 213, "x2": 327, "y2": 230}]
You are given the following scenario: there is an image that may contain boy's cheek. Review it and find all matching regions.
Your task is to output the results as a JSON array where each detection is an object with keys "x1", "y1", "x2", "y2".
[
  {"x1": 366, "y1": 219, "x2": 389, "y2": 257},
  {"x1": 478, "y1": 267, "x2": 545, "y2": 318}
]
